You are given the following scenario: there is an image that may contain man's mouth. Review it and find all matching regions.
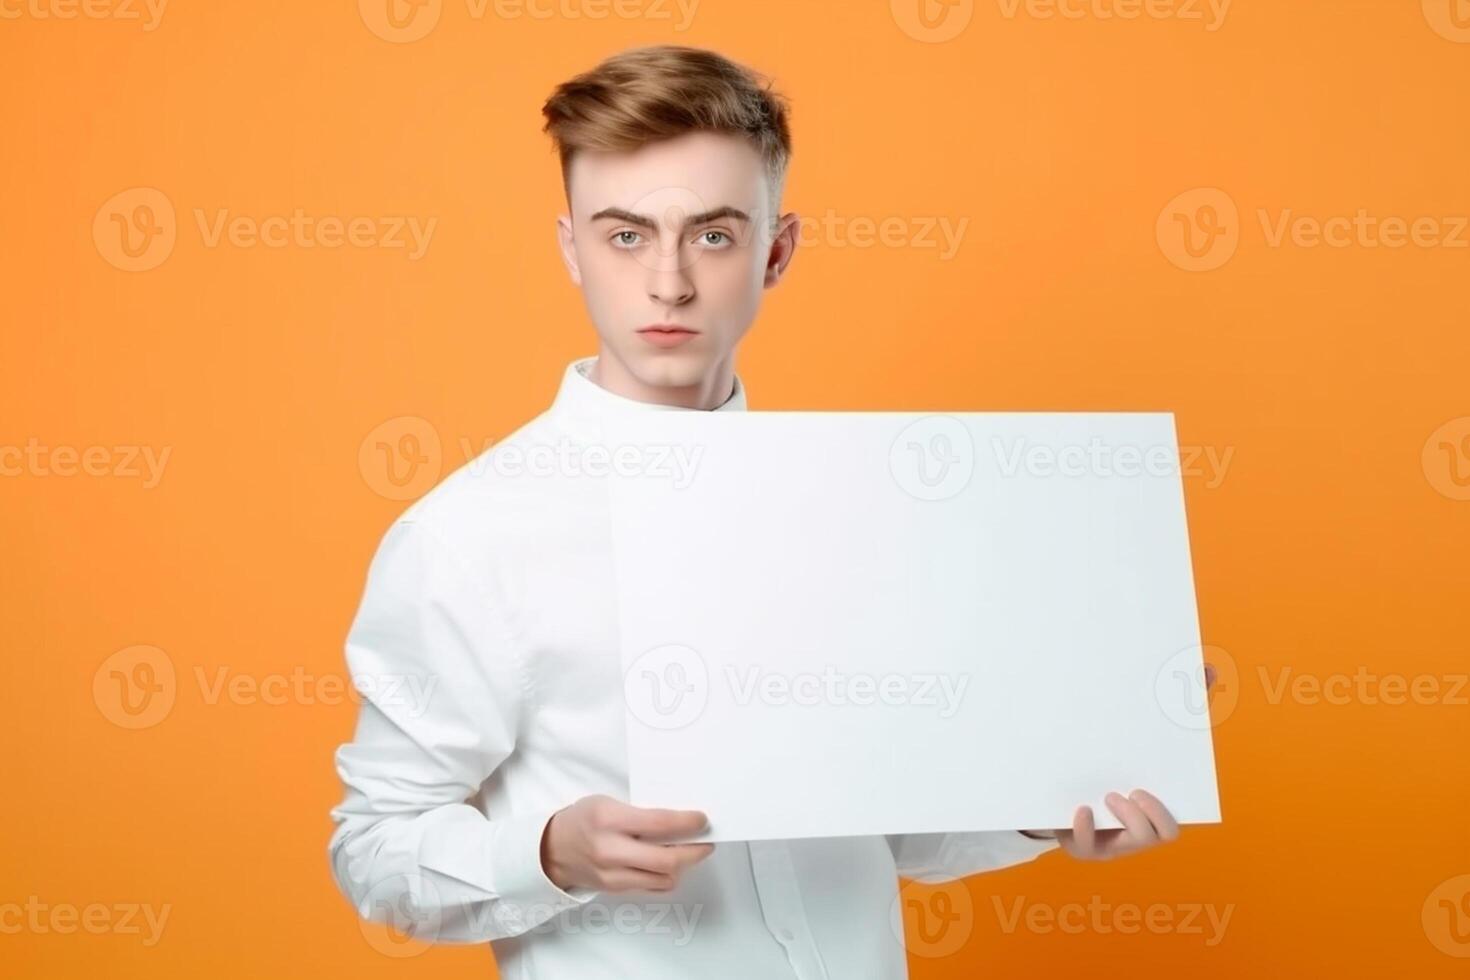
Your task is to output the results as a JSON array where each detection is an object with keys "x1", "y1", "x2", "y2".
[{"x1": 637, "y1": 325, "x2": 699, "y2": 348}]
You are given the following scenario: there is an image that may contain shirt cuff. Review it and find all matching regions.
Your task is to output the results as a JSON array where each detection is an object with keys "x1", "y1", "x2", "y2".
[{"x1": 486, "y1": 807, "x2": 599, "y2": 932}]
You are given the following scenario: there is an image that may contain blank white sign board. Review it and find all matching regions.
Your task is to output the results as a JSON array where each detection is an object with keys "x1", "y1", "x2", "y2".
[{"x1": 604, "y1": 412, "x2": 1221, "y2": 844}]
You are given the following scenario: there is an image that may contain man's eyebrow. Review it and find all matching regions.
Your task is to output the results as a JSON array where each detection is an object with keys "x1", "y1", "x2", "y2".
[{"x1": 588, "y1": 205, "x2": 752, "y2": 229}]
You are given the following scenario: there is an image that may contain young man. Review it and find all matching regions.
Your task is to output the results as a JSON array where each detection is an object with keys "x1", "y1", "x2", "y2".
[{"x1": 329, "y1": 44, "x2": 1189, "y2": 979}]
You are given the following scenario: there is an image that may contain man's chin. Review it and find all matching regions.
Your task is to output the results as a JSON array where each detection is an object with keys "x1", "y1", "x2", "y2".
[{"x1": 624, "y1": 348, "x2": 710, "y2": 388}]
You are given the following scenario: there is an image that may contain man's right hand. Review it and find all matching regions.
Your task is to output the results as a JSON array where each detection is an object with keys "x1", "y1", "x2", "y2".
[{"x1": 540, "y1": 795, "x2": 716, "y2": 894}]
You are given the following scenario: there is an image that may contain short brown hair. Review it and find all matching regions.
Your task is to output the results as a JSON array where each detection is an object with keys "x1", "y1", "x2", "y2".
[{"x1": 542, "y1": 45, "x2": 792, "y2": 211}]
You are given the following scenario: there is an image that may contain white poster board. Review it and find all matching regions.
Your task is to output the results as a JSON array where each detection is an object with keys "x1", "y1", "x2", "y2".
[{"x1": 605, "y1": 412, "x2": 1221, "y2": 844}]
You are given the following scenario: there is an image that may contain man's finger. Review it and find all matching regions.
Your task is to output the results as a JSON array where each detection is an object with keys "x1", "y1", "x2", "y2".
[
  {"x1": 612, "y1": 838, "x2": 716, "y2": 876},
  {"x1": 1070, "y1": 805, "x2": 1096, "y2": 855},
  {"x1": 598, "y1": 868, "x2": 679, "y2": 893},
  {"x1": 613, "y1": 804, "x2": 710, "y2": 841},
  {"x1": 1127, "y1": 789, "x2": 1180, "y2": 842},
  {"x1": 1104, "y1": 792, "x2": 1157, "y2": 848}
]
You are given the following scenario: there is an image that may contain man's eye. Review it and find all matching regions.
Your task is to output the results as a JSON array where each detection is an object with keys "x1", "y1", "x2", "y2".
[
  {"x1": 613, "y1": 231, "x2": 643, "y2": 248},
  {"x1": 698, "y1": 230, "x2": 731, "y2": 247}
]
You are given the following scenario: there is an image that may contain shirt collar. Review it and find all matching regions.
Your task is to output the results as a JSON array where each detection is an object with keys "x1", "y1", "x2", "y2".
[{"x1": 550, "y1": 356, "x2": 748, "y2": 417}]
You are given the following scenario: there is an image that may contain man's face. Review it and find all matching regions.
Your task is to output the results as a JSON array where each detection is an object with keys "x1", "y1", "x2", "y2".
[{"x1": 556, "y1": 131, "x2": 798, "y2": 395}]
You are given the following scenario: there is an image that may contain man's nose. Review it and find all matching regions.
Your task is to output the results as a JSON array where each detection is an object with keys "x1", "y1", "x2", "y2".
[{"x1": 646, "y1": 251, "x2": 695, "y2": 305}]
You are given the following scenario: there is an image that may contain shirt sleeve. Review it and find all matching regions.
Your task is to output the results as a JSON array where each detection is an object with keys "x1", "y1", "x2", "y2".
[
  {"x1": 885, "y1": 830, "x2": 1061, "y2": 880},
  {"x1": 327, "y1": 519, "x2": 597, "y2": 943}
]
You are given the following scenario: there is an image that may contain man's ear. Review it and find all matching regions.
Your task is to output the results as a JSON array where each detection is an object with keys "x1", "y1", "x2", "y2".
[
  {"x1": 556, "y1": 214, "x2": 582, "y2": 286},
  {"x1": 763, "y1": 211, "x2": 801, "y2": 288}
]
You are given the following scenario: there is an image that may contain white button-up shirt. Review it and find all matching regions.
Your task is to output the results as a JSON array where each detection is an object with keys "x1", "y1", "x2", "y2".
[{"x1": 329, "y1": 356, "x2": 1060, "y2": 979}]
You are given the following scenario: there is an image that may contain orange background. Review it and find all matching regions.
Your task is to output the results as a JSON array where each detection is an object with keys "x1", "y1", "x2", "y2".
[{"x1": 3, "y1": 0, "x2": 1468, "y2": 976}]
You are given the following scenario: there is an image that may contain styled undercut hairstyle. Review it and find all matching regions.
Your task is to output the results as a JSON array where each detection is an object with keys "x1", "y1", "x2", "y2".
[{"x1": 541, "y1": 44, "x2": 793, "y2": 216}]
